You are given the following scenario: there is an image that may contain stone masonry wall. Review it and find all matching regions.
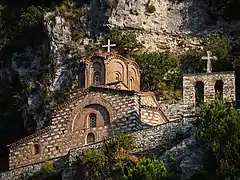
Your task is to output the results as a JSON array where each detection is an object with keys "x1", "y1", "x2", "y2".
[
  {"x1": 183, "y1": 71, "x2": 236, "y2": 107},
  {"x1": 8, "y1": 88, "x2": 141, "y2": 169},
  {"x1": 69, "y1": 117, "x2": 195, "y2": 167},
  {"x1": 159, "y1": 99, "x2": 183, "y2": 121},
  {"x1": 0, "y1": 117, "x2": 195, "y2": 180}
]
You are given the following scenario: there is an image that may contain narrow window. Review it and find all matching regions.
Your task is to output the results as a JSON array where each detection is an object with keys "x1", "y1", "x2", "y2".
[
  {"x1": 89, "y1": 113, "x2": 96, "y2": 128},
  {"x1": 215, "y1": 80, "x2": 224, "y2": 100},
  {"x1": 115, "y1": 73, "x2": 121, "y2": 81},
  {"x1": 195, "y1": 81, "x2": 204, "y2": 106},
  {"x1": 87, "y1": 133, "x2": 95, "y2": 144},
  {"x1": 93, "y1": 72, "x2": 101, "y2": 85},
  {"x1": 32, "y1": 144, "x2": 40, "y2": 155},
  {"x1": 130, "y1": 78, "x2": 133, "y2": 90}
]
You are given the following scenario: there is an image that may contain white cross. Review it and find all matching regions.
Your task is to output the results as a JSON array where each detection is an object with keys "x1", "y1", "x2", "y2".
[
  {"x1": 102, "y1": 39, "x2": 116, "y2": 53},
  {"x1": 201, "y1": 51, "x2": 218, "y2": 73}
]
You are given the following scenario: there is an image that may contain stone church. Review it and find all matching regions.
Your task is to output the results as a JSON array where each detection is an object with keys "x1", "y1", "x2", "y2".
[
  {"x1": 6, "y1": 48, "x2": 237, "y2": 171},
  {"x1": 8, "y1": 52, "x2": 168, "y2": 169}
]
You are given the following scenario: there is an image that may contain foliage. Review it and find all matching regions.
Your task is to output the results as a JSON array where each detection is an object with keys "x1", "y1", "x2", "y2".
[
  {"x1": 74, "y1": 133, "x2": 168, "y2": 180},
  {"x1": 19, "y1": 6, "x2": 45, "y2": 30},
  {"x1": 115, "y1": 133, "x2": 137, "y2": 152},
  {"x1": 229, "y1": 39, "x2": 240, "y2": 68},
  {"x1": 80, "y1": 150, "x2": 106, "y2": 180},
  {"x1": 196, "y1": 100, "x2": 240, "y2": 178},
  {"x1": 55, "y1": 0, "x2": 85, "y2": 41},
  {"x1": 180, "y1": 34, "x2": 233, "y2": 74},
  {"x1": 123, "y1": 157, "x2": 168, "y2": 180},
  {"x1": 203, "y1": 34, "x2": 232, "y2": 71},
  {"x1": 145, "y1": 4, "x2": 156, "y2": 13},
  {"x1": 103, "y1": 29, "x2": 143, "y2": 55},
  {"x1": 131, "y1": 52, "x2": 180, "y2": 91},
  {"x1": 24, "y1": 161, "x2": 60, "y2": 180}
]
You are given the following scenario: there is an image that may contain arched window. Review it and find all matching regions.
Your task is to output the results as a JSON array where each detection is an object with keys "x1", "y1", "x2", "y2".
[
  {"x1": 115, "y1": 72, "x2": 121, "y2": 82},
  {"x1": 93, "y1": 72, "x2": 101, "y2": 85},
  {"x1": 32, "y1": 144, "x2": 40, "y2": 155},
  {"x1": 89, "y1": 113, "x2": 96, "y2": 128},
  {"x1": 195, "y1": 81, "x2": 204, "y2": 106},
  {"x1": 130, "y1": 78, "x2": 133, "y2": 90},
  {"x1": 87, "y1": 133, "x2": 95, "y2": 144},
  {"x1": 215, "y1": 80, "x2": 224, "y2": 100}
]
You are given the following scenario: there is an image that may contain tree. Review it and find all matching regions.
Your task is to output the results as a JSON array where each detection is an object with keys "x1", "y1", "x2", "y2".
[
  {"x1": 123, "y1": 157, "x2": 168, "y2": 180},
  {"x1": 196, "y1": 100, "x2": 240, "y2": 178},
  {"x1": 103, "y1": 29, "x2": 143, "y2": 55},
  {"x1": 131, "y1": 52, "x2": 180, "y2": 91}
]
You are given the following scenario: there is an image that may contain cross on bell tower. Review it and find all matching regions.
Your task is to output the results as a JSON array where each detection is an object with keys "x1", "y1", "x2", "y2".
[
  {"x1": 102, "y1": 39, "x2": 116, "y2": 53},
  {"x1": 201, "y1": 51, "x2": 218, "y2": 73}
]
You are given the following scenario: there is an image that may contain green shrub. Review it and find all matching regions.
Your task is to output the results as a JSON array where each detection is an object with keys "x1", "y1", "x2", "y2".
[
  {"x1": 197, "y1": 100, "x2": 240, "y2": 178},
  {"x1": 24, "y1": 161, "x2": 60, "y2": 180},
  {"x1": 145, "y1": 4, "x2": 156, "y2": 13},
  {"x1": 55, "y1": 0, "x2": 85, "y2": 41},
  {"x1": 131, "y1": 52, "x2": 180, "y2": 91},
  {"x1": 181, "y1": 35, "x2": 232, "y2": 74},
  {"x1": 115, "y1": 133, "x2": 136, "y2": 152},
  {"x1": 19, "y1": 5, "x2": 44, "y2": 30},
  {"x1": 81, "y1": 150, "x2": 105, "y2": 180},
  {"x1": 203, "y1": 34, "x2": 232, "y2": 71},
  {"x1": 124, "y1": 157, "x2": 168, "y2": 180},
  {"x1": 103, "y1": 29, "x2": 143, "y2": 55}
]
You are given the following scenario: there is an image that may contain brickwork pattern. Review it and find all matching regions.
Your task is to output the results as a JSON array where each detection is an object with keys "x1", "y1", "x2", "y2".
[
  {"x1": 139, "y1": 92, "x2": 158, "y2": 107},
  {"x1": 140, "y1": 106, "x2": 166, "y2": 126},
  {"x1": 8, "y1": 88, "x2": 140, "y2": 169},
  {"x1": 84, "y1": 53, "x2": 140, "y2": 91},
  {"x1": 0, "y1": 118, "x2": 195, "y2": 180},
  {"x1": 8, "y1": 87, "x2": 166, "y2": 169},
  {"x1": 183, "y1": 71, "x2": 236, "y2": 107}
]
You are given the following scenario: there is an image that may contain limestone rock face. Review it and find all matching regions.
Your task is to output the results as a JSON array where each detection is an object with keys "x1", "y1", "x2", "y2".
[
  {"x1": 87, "y1": 0, "x2": 219, "y2": 52},
  {"x1": 45, "y1": 14, "x2": 73, "y2": 91}
]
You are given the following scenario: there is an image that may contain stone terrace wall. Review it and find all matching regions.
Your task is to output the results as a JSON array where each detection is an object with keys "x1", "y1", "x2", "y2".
[
  {"x1": 183, "y1": 71, "x2": 236, "y2": 107},
  {"x1": 8, "y1": 88, "x2": 141, "y2": 170},
  {"x1": 69, "y1": 117, "x2": 195, "y2": 164},
  {"x1": 0, "y1": 163, "x2": 43, "y2": 180}
]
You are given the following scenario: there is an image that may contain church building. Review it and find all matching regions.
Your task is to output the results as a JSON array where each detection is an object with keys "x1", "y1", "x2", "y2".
[{"x1": 8, "y1": 52, "x2": 168, "y2": 169}]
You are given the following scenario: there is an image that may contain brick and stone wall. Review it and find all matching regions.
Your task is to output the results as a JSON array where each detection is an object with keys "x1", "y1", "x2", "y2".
[
  {"x1": 140, "y1": 106, "x2": 167, "y2": 126},
  {"x1": 84, "y1": 53, "x2": 140, "y2": 91},
  {"x1": 0, "y1": 117, "x2": 195, "y2": 180},
  {"x1": 8, "y1": 87, "x2": 167, "y2": 170},
  {"x1": 8, "y1": 88, "x2": 141, "y2": 169},
  {"x1": 183, "y1": 71, "x2": 236, "y2": 107}
]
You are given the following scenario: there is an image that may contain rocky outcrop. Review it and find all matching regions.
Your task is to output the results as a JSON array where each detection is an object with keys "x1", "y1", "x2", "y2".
[
  {"x1": 45, "y1": 14, "x2": 73, "y2": 92},
  {"x1": 158, "y1": 133, "x2": 205, "y2": 180},
  {"x1": 87, "y1": 0, "x2": 225, "y2": 52}
]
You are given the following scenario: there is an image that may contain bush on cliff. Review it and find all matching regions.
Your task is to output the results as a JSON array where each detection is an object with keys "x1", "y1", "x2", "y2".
[
  {"x1": 196, "y1": 100, "x2": 240, "y2": 179},
  {"x1": 74, "y1": 133, "x2": 168, "y2": 180},
  {"x1": 131, "y1": 52, "x2": 181, "y2": 93},
  {"x1": 123, "y1": 157, "x2": 168, "y2": 180},
  {"x1": 24, "y1": 161, "x2": 60, "y2": 180}
]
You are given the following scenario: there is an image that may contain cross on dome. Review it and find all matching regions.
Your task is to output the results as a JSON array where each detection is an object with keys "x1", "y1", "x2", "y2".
[
  {"x1": 102, "y1": 39, "x2": 116, "y2": 53},
  {"x1": 201, "y1": 51, "x2": 218, "y2": 73}
]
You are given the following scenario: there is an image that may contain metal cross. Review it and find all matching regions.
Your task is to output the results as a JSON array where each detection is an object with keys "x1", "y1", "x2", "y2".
[
  {"x1": 102, "y1": 39, "x2": 116, "y2": 53},
  {"x1": 201, "y1": 51, "x2": 218, "y2": 73}
]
